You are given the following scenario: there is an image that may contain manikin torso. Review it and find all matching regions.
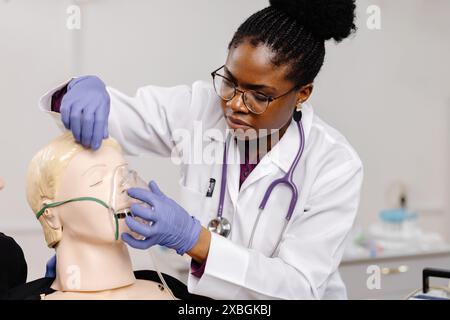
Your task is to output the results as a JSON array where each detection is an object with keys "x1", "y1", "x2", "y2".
[
  {"x1": 37, "y1": 144, "x2": 174, "y2": 300},
  {"x1": 43, "y1": 279, "x2": 171, "y2": 300}
]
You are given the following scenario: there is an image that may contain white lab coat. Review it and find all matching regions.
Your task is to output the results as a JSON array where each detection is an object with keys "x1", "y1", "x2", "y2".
[{"x1": 39, "y1": 80, "x2": 363, "y2": 300}]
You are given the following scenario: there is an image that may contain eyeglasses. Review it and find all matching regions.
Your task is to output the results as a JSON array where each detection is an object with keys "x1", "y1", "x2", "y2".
[{"x1": 211, "y1": 65, "x2": 298, "y2": 115}]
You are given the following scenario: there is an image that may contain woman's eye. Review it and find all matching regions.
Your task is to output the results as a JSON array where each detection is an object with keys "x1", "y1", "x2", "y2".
[
  {"x1": 223, "y1": 78, "x2": 234, "y2": 88},
  {"x1": 89, "y1": 180, "x2": 103, "y2": 187},
  {"x1": 254, "y1": 93, "x2": 268, "y2": 101}
]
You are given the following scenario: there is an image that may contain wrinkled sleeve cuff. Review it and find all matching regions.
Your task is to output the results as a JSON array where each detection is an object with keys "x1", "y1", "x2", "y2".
[{"x1": 50, "y1": 84, "x2": 68, "y2": 113}]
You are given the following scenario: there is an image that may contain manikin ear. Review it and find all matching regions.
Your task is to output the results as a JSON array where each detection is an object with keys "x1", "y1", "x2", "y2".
[
  {"x1": 41, "y1": 199, "x2": 63, "y2": 230},
  {"x1": 40, "y1": 198, "x2": 63, "y2": 248}
]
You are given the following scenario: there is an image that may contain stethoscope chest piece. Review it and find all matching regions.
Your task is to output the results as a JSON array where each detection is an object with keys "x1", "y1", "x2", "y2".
[{"x1": 207, "y1": 216, "x2": 231, "y2": 238}]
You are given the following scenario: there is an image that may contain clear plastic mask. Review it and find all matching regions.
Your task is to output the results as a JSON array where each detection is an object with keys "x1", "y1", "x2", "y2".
[
  {"x1": 109, "y1": 164, "x2": 151, "y2": 241},
  {"x1": 36, "y1": 163, "x2": 151, "y2": 242}
]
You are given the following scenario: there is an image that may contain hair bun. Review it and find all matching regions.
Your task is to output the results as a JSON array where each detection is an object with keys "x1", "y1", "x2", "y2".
[{"x1": 269, "y1": 0, "x2": 356, "y2": 42}]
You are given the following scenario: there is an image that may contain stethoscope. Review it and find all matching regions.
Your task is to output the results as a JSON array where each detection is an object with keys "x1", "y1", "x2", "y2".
[{"x1": 207, "y1": 111, "x2": 305, "y2": 256}]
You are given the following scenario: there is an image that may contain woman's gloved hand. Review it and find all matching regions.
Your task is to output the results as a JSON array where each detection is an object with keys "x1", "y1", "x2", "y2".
[
  {"x1": 45, "y1": 255, "x2": 56, "y2": 278},
  {"x1": 60, "y1": 75, "x2": 110, "y2": 150},
  {"x1": 122, "y1": 181, "x2": 202, "y2": 256}
]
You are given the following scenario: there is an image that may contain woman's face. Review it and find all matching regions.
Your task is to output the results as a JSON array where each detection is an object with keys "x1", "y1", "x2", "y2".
[
  {"x1": 220, "y1": 40, "x2": 312, "y2": 140},
  {"x1": 51, "y1": 146, "x2": 134, "y2": 244}
]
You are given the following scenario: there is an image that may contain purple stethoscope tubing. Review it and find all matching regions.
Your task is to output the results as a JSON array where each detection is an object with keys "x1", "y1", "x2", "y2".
[
  {"x1": 216, "y1": 117, "x2": 305, "y2": 231},
  {"x1": 216, "y1": 133, "x2": 229, "y2": 218},
  {"x1": 258, "y1": 119, "x2": 304, "y2": 221}
]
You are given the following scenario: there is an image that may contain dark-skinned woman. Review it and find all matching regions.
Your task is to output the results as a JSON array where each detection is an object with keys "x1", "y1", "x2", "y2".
[{"x1": 39, "y1": 0, "x2": 362, "y2": 299}]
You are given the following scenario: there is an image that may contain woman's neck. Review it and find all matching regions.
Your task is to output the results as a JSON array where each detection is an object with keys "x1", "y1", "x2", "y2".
[
  {"x1": 236, "y1": 120, "x2": 291, "y2": 164},
  {"x1": 52, "y1": 236, "x2": 136, "y2": 292}
]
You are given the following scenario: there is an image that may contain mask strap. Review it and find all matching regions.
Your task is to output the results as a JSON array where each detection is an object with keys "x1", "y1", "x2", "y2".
[{"x1": 35, "y1": 197, "x2": 120, "y2": 241}]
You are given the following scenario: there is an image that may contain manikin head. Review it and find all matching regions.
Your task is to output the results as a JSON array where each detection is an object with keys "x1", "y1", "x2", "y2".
[{"x1": 26, "y1": 132, "x2": 136, "y2": 248}]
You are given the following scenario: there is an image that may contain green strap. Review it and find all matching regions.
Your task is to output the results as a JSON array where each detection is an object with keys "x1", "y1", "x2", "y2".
[
  {"x1": 115, "y1": 214, "x2": 119, "y2": 241},
  {"x1": 35, "y1": 197, "x2": 120, "y2": 240}
]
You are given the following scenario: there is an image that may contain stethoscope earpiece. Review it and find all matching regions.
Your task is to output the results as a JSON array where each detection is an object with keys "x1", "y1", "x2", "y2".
[
  {"x1": 293, "y1": 108, "x2": 302, "y2": 122},
  {"x1": 293, "y1": 104, "x2": 302, "y2": 122}
]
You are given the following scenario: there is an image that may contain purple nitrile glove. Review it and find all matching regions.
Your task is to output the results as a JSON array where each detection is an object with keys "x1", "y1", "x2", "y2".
[
  {"x1": 122, "y1": 181, "x2": 202, "y2": 256},
  {"x1": 60, "y1": 75, "x2": 110, "y2": 150},
  {"x1": 45, "y1": 254, "x2": 56, "y2": 278}
]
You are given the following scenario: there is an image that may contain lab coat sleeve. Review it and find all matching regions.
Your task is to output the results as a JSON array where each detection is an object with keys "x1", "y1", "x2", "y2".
[
  {"x1": 106, "y1": 82, "x2": 209, "y2": 157},
  {"x1": 39, "y1": 78, "x2": 212, "y2": 158},
  {"x1": 187, "y1": 158, "x2": 363, "y2": 300}
]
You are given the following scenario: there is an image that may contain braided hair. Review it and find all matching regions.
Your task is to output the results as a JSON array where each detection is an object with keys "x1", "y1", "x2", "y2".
[{"x1": 229, "y1": 0, "x2": 357, "y2": 87}]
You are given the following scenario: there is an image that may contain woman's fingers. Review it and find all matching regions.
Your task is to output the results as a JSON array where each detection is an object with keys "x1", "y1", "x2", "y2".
[
  {"x1": 127, "y1": 187, "x2": 159, "y2": 208},
  {"x1": 129, "y1": 203, "x2": 158, "y2": 222},
  {"x1": 121, "y1": 232, "x2": 155, "y2": 249}
]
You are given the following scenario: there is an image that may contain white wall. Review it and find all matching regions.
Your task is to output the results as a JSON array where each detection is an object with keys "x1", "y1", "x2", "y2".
[
  {"x1": 1, "y1": 0, "x2": 449, "y2": 282},
  {"x1": 312, "y1": 0, "x2": 450, "y2": 235},
  {"x1": 0, "y1": 0, "x2": 73, "y2": 279}
]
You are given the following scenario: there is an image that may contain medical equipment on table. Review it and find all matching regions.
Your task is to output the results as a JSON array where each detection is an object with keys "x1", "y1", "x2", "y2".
[
  {"x1": 406, "y1": 268, "x2": 450, "y2": 300},
  {"x1": 378, "y1": 192, "x2": 418, "y2": 233},
  {"x1": 208, "y1": 113, "x2": 305, "y2": 257},
  {"x1": 368, "y1": 191, "x2": 423, "y2": 251}
]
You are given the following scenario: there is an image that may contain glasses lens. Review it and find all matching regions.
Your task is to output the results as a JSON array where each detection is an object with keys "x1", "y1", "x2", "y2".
[
  {"x1": 243, "y1": 91, "x2": 269, "y2": 114},
  {"x1": 213, "y1": 74, "x2": 235, "y2": 101}
]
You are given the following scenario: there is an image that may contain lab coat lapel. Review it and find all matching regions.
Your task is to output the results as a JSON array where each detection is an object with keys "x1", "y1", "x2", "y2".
[
  {"x1": 238, "y1": 120, "x2": 299, "y2": 193},
  {"x1": 204, "y1": 117, "x2": 240, "y2": 212},
  {"x1": 238, "y1": 156, "x2": 276, "y2": 194},
  {"x1": 238, "y1": 103, "x2": 314, "y2": 193},
  {"x1": 226, "y1": 136, "x2": 240, "y2": 210}
]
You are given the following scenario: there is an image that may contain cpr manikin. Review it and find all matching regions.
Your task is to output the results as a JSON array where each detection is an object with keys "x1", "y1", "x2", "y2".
[{"x1": 26, "y1": 132, "x2": 174, "y2": 300}]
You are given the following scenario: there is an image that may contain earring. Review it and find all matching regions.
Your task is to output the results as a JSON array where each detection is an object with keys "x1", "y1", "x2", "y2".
[{"x1": 293, "y1": 101, "x2": 303, "y2": 122}]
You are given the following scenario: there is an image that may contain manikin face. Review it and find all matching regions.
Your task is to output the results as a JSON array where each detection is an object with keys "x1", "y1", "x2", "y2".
[
  {"x1": 0, "y1": 177, "x2": 4, "y2": 190},
  {"x1": 50, "y1": 146, "x2": 139, "y2": 244}
]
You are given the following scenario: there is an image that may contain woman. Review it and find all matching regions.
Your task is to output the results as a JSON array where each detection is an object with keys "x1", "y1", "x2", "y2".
[{"x1": 40, "y1": 0, "x2": 363, "y2": 299}]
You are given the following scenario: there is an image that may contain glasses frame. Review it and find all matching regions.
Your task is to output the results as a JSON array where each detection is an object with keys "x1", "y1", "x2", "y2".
[{"x1": 211, "y1": 65, "x2": 298, "y2": 115}]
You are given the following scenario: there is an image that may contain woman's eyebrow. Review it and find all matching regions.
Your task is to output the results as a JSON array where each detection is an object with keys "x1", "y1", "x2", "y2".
[
  {"x1": 82, "y1": 164, "x2": 107, "y2": 177},
  {"x1": 224, "y1": 66, "x2": 276, "y2": 92}
]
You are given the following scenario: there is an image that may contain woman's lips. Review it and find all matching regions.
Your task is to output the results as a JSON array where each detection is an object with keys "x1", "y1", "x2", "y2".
[{"x1": 226, "y1": 115, "x2": 252, "y2": 130}]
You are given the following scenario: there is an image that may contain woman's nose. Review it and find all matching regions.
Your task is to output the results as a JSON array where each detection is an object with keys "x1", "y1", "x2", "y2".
[{"x1": 228, "y1": 91, "x2": 249, "y2": 113}]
